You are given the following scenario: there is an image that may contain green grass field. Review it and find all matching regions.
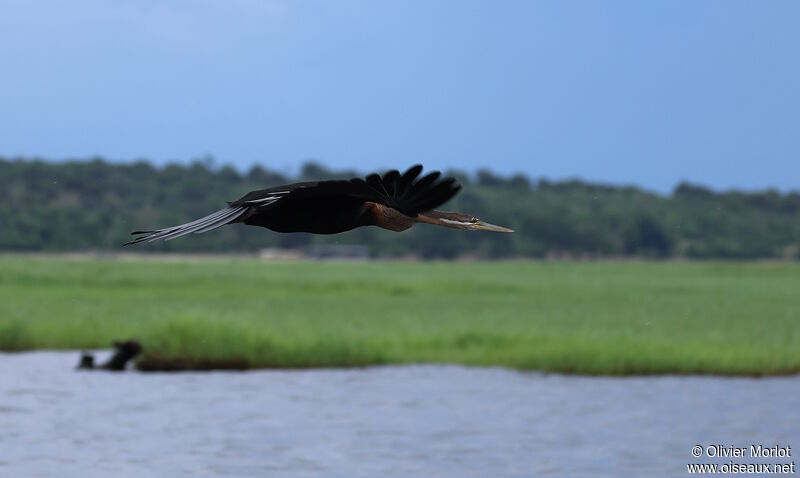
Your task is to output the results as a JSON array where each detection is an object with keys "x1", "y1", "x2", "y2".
[{"x1": 0, "y1": 255, "x2": 798, "y2": 375}]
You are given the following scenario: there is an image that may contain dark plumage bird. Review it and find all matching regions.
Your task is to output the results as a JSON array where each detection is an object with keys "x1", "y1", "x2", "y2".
[{"x1": 125, "y1": 165, "x2": 512, "y2": 245}]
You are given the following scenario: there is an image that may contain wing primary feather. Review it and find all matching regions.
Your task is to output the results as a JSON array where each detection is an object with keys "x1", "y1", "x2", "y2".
[
  {"x1": 411, "y1": 180, "x2": 460, "y2": 212},
  {"x1": 407, "y1": 172, "x2": 442, "y2": 201},
  {"x1": 360, "y1": 167, "x2": 460, "y2": 216},
  {"x1": 366, "y1": 173, "x2": 390, "y2": 197},
  {"x1": 397, "y1": 165, "x2": 423, "y2": 198},
  {"x1": 382, "y1": 170, "x2": 400, "y2": 196}
]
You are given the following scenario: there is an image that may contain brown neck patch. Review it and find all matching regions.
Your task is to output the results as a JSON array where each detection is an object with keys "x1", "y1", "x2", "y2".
[{"x1": 363, "y1": 202, "x2": 416, "y2": 232}]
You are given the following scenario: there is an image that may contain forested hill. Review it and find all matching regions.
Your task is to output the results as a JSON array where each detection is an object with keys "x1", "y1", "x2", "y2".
[{"x1": 1, "y1": 157, "x2": 799, "y2": 259}]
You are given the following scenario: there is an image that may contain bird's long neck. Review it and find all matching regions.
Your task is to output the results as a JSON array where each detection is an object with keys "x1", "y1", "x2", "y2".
[
  {"x1": 415, "y1": 210, "x2": 514, "y2": 232},
  {"x1": 363, "y1": 203, "x2": 514, "y2": 233},
  {"x1": 363, "y1": 202, "x2": 416, "y2": 232},
  {"x1": 415, "y1": 210, "x2": 479, "y2": 229}
]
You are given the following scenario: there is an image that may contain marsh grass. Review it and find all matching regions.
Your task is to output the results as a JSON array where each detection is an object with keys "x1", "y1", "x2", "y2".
[{"x1": 1, "y1": 255, "x2": 798, "y2": 375}]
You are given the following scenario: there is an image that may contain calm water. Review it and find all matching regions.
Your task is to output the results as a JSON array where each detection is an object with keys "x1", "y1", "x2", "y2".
[{"x1": 1, "y1": 352, "x2": 797, "y2": 477}]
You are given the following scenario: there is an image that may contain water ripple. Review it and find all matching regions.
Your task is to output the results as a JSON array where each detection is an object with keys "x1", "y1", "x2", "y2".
[{"x1": 0, "y1": 352, "x2": 797, "y2": 478}]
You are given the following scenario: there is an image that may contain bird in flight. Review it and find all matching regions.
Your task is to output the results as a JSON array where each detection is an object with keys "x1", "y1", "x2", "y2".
[{"x1": 126, "y1": 165, "x2": 512, "y2": 245}]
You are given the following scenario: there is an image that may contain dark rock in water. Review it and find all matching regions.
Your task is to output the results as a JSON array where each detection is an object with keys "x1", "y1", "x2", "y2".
[
  {"x1": 77, "y1": 339, "x2": 142, "y2": 371},
  {"x1": 77, "y1": 353, "x2": 95, "y2": 369},
  {"x1": 104, "y1": 340, "x2": 142, "y2": 371}
]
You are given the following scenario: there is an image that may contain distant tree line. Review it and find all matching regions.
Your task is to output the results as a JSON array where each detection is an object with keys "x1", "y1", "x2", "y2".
[{"x1": 1, "y1": 157, "x2": 799, "y2": 259}]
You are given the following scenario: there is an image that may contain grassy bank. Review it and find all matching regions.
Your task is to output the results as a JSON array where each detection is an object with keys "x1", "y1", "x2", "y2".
[{"x1": 1, "y1": 255, "x2": 798, "y2": 375}]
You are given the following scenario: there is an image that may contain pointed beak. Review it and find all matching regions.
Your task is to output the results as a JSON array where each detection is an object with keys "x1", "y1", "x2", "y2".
[{"x1": 472, "y1": 220, "x2": 514, "y2": 233}]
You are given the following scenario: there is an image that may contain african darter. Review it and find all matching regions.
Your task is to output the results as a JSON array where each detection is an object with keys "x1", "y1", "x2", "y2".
[{"x1": 126, "y1": 165, "x2": 512, "y2": 245}]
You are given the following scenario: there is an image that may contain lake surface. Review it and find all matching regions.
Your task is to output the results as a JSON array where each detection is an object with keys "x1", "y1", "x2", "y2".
[{"x1": 1, "y1": 352, "x2": 797, "y2": 477}]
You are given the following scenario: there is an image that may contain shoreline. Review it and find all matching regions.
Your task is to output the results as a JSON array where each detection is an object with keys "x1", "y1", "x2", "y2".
[
  {"x1": 4, "y1": 349, "x2": 799, "y2": 377},
  {"x1": 2, "y1": 257, "x2": 798, "y2": 377}
]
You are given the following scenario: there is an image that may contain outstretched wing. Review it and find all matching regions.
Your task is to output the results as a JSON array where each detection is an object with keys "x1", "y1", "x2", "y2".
[
  {"x1": 232, "y1": 165, "x2": 460, "y2": 217},
  {"x1": 353, "y1": 164, "x2": 461, "y2": 217}
]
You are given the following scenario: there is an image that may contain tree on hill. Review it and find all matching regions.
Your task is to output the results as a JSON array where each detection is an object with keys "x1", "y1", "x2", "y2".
[{"x1": 0, "y1": 157, "x2": 799, "y2": 259}]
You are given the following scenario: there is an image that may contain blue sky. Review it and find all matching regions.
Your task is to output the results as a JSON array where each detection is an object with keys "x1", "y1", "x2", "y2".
[{"x1": 1, "y1": 0, "x2": 798, "y2": 192}]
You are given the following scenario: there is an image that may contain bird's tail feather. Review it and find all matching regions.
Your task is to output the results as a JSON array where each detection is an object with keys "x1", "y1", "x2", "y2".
[{"x1": 124, "y1": 206, "x2": 248, "y2": 246}]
